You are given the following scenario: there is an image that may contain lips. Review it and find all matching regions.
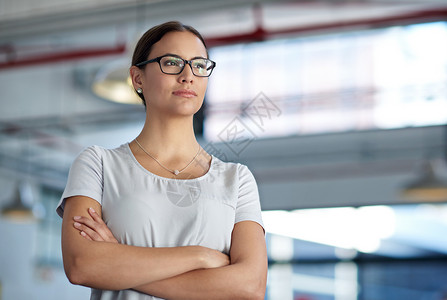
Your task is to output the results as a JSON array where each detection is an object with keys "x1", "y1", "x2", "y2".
[{"x1": 172, "y1": 89, "x2": 197, "y2": 98}]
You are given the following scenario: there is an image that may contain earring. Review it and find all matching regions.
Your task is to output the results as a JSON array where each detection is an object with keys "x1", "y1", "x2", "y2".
[{"x1": 137, "y1": 88, "x2": 143, "y2": 94}]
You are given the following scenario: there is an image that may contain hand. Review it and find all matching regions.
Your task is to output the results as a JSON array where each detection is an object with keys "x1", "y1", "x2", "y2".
[
  {"x1": 201, "y1": 248, "x2": 230, "y2": 269},
  {"x1": 73, "y1": 207, "x2": 118, "y2": 243}
]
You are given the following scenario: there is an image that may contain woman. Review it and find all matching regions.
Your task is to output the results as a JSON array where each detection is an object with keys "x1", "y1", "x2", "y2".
[{"x1": 57, "y1": 21, "x2": 267, "y2": 300}]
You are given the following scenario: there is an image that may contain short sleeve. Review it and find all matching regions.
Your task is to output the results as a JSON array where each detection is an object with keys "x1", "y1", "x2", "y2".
[
  {"x1": 56, "y1": 146, "x2": 104, "y2": 218},
  {"x1": 235, "y1": 164, "x2": 264, "y2": 230}
]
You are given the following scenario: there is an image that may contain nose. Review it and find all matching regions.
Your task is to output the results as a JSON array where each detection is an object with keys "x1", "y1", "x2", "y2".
[{"x1": 178, "y1": 63, "x2": 194, "y2": 84}]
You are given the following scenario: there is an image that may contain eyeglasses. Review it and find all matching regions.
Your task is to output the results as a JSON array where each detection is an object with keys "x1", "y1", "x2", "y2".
[{"x1": 135, "y1": 55, "x2": 216, "y2": 77}]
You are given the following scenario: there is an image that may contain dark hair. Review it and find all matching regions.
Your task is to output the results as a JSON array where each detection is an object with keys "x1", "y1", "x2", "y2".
[{"x1": 132, "y1": 21, "x2": 208, "y2": 107}]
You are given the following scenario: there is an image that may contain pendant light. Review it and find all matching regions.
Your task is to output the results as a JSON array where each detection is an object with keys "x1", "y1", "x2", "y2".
[
  {"x1": 91, "y1": 25, "x2": 143, "y2": 105},
  {"x1": 1, "y1": 182, "x2": 36, "y2": 221},
  {"x1": 401, "y1": 160, "x2": 447, "y2": 202},
  {"x1": 91, "y1": 58, "x2": 142, "y2": 105}
]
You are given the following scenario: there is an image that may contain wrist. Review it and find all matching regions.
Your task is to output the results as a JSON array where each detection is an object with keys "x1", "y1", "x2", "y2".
[{"x1": 191, "y1": 246, "x2": 208, "y2": 269}]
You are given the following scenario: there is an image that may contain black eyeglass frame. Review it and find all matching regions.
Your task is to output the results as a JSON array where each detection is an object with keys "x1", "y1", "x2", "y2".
[{"x1": 135, "y1": 55, "x2": 216, "y2": 77}]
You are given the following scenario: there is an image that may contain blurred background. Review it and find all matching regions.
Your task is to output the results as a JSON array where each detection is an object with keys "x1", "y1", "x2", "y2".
[{"x1": 1, "y1": 0, "x2": 447, "y2": 299}]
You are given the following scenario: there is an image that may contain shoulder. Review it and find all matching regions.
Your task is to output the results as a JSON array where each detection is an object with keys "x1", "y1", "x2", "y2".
[
  {"x1": 75, "y1": 144, "x2": 127, "y2": 162},
  {"x1": 70, "y1": 145, "x2": 104, "y2": 169},
  {"x1": 77, "y1": 145, "x2": 103, "y2": 158},
  {"x1": 211, "y1": 156, "x2": 256, "y2": 183},
  {"x1": 69, "y1": 144, "x2": 129, "y2": 173}
]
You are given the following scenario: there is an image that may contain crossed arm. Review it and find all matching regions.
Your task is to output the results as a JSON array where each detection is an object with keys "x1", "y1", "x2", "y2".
[{"x1": 62, "y1": 195, "x2": 268, "y2": 299}]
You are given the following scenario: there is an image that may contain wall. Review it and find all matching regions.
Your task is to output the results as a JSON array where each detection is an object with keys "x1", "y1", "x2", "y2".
[{"x1": 0, "y1": 212, "x2": 90, "y2": 300}]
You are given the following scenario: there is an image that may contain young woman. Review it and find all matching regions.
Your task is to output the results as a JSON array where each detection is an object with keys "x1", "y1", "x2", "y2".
[{"x1": 57, "y1": 21, "x2": 267, "y2": 300}]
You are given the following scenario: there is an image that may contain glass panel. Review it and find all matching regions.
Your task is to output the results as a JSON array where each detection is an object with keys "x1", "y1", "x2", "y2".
[
  {"x1": 205, "y1": 21, "x2": 447, "y2": 141},
  {"x1": 35, "y1": 186, "x2": 63, "y2": 267},
  {"x1": 263, "y1": 204, "x2": 447, "y2": 299}
]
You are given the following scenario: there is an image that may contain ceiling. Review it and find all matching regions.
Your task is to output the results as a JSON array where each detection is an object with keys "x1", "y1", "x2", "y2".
[
  {"x1": 1, "y1": 0, "x2": 447, "y2": 260},
  {"x1": 1, "y1": 0, "x2": 446, "y2": 183}
]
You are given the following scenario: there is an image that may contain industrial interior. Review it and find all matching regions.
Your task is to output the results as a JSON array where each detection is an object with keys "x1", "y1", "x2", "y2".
[{"x1": 1, "y1": 0, "x2": 447, "y2": 299}]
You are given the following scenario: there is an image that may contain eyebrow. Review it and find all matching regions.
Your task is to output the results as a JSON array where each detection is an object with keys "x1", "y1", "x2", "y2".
[{"x1": 162, "y1": 53, "x2": 208, "y2": 60}]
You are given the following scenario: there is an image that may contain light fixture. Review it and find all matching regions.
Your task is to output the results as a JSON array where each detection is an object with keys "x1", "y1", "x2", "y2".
[
  {"x1": 402, "y1": 160, "x2": 447, "y2": 202},
  {"x1": 91, "y1": 59, "x2": 142, "y2": 105},
  {"x1": 1, "y1": 182, "x2": 36, "y2": 221}
]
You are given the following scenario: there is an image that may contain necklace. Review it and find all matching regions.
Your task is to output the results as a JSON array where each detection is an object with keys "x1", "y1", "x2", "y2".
[{"x1": 134, "y1": 138, "x2": 202, "y2": 176}]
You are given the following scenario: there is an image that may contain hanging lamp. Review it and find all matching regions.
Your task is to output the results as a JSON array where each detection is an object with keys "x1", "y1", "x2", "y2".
[
  {"x1": 1, "y1": 182, "x2": 36, "y2": 221},
  {"x1": 401, "y1": 160, "x2": 447, "y2": 202},
  {"x1": 91, "y1": 58, "x2": 142, "y2": 105}
]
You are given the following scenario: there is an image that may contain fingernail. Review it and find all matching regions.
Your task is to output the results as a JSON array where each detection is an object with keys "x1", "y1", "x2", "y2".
[
  {"x1": 80, "y1": 231, "x2": 86, "y2": 236},
  {"x1": 74, "y1": 222, "x2": 81, "y2": 227},
  {"x1": 74, "y1": 216, "x2": 81, "y2": 220},
  {"x1": 89, "y1": 207, "x2": 95, "y2": 213}
]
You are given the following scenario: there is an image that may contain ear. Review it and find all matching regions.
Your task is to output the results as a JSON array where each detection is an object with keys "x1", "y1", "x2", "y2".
[{"x1": 129, "y1": 66, "x2": 144, "y2": 90}]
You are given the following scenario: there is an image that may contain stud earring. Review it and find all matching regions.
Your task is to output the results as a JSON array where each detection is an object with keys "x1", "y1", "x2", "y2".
[{"x1": 137, "y1": 88, "x2": 143, "y2": 94}]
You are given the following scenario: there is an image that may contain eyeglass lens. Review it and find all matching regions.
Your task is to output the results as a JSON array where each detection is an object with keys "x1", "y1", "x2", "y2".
[{"x1": 160, "y1": 56, "x2": 213, "y2": 77}]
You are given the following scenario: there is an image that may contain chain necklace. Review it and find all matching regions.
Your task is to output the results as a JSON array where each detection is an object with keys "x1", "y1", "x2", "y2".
[{"x1": 134, "y1": 138, "x2": 202, "y2": 176}]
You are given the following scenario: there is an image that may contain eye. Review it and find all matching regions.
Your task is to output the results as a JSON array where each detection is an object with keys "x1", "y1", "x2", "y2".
[
  {"x1": 163, "y1": 57, "x2": 183, "y2": 67},
  {"x1": 192, "y1": 59, "x2": 207, "y2": 70}
]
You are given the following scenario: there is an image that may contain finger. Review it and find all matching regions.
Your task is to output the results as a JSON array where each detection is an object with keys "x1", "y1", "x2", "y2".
[
  {"x1": 73, "y1": 221, "x2": 104, "y2": 242},
  {"x1": 88, "y1": 207, "x2": 104, "y2": 224},
  {"x1": 80, "y1": 231, "x2": 93, "y2": 241},
  {"x1": 74, "y1": 216, "x2": 107, "y2": 236},
  {"x1": 74, "y1": 215, "x2": 99, "y2": 228},
  {"x1": 73, "y1": 216, "x2": 116, "y2": 243}
]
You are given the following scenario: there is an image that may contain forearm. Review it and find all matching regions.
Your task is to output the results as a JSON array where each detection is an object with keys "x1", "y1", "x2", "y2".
[
  {"x1": 62, "y1": 196, "x2": 217, "y2": 290},
  {"x1": 134, "y1": 221, "x2": 268, "y2": 300},
  {"x1": 134, "y1": 262, "x2": 265, "y2": 300},
  {"x1": 63, "y1": 238, "x2": 206, "y2": 290}
]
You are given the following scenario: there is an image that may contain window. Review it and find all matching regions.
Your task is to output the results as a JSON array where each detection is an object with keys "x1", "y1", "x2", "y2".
[
  {"x1": 205, "y1": 21, "x2": 447, "y2": 141},
  {"x1": 35, "y1": 186, "x2": 63, "y2": 267}
]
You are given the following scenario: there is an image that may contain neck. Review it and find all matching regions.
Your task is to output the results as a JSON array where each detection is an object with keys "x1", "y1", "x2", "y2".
[{"x1": 136, "y1": 113, "x2": 200, "y2": 159}]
